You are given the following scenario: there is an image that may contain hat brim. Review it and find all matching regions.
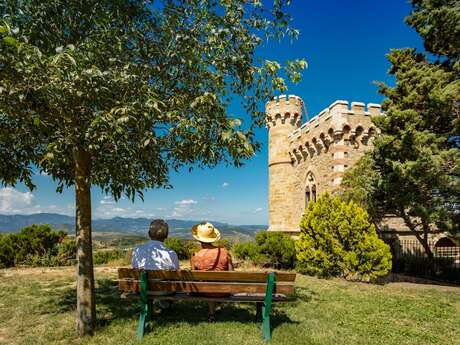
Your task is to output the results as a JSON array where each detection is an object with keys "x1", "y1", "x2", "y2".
[{"x1": 191, "y1": 224, "x2": 221, "y2": 243}]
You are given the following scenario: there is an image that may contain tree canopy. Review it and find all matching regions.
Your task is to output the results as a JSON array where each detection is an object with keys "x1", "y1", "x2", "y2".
[
  {"x1": 342, "y1": 0, "x2": 460, "y2": 259},
  {"x1": 0, "y1": 0, "x2": 306, "y2": 335},
  {"x1": 0, "y1": 0, "x2": 305, "y2": 198}
]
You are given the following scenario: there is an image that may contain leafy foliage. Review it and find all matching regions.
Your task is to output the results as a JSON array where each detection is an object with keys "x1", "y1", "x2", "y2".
[
  {"x1": 0, "y1": 0, "x2": 306, "y2": 197},
  {"x1": 0, "y1": 1, "x2": 305, "y2": 332},
  {"x1": 0, "y1": 224, "x2": 73, "y2": 268},
  {"x1": 164, "y1": 237, "x2": 199, "y2": 260},
  {"x1": 93, "y1": 249, "x2": 129, "y2": 265},
  {"x1": 296, "y1": 194, "x2": 392, "y2": 280},
  {"x1": 233, "y1": 241, "x2": 258, "y2": 261},
  {"x1": 233, "y1": 231, "x2": 296, "y2": 269},
  {"x1": 341, "y1": 0, "x2": 460, "y2": 259},
  {"x1": 406, "y1": 0, "x2": 460, "y2": 61}
]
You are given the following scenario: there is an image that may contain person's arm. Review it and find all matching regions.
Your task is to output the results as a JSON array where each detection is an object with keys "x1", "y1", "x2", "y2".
[
  {"x1": 172, "y1": 252, "x2": 180, "y2": 270},
  {"x1": 131, "y1": 248, "x2": 138, "y2": 268},
  {"x1": 228, "y1": 253, "x2": 234, "y2": 271},
  {"x1": 190, "y1": 252, "x2": 198, "y2": 270}
]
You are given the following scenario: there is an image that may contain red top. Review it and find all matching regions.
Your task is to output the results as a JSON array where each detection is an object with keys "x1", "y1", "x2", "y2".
[{"x1": 191, "y1": 247, "x2": 232, "y2": 271}]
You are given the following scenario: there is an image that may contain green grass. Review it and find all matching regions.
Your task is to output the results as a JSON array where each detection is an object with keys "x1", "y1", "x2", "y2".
[{"x1": 0, "y1": 266, "x2": 459, "y2": 345}]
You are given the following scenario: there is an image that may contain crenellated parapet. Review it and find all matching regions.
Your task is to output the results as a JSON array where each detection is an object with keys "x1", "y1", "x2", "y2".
[
  {"x1": 265, "y1": 94, "x2": 303, "y2": 129},
  {"x1": 287, "y1": 100, "x2": 381, "y2": 164}
]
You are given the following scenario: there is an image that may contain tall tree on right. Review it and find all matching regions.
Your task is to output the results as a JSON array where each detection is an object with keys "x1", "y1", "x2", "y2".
[{"x1": 342, "y1": 0, "x2": 460, "y2": 261}]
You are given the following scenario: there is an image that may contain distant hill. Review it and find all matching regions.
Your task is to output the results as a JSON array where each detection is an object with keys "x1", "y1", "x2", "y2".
[{"x1": 0, "y1": 213, "x2": 264, "y2": 240}]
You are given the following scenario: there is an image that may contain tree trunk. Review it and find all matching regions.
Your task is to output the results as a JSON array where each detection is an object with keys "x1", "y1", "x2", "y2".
[
  {"x1": 74, "y1": 148, "x2": 96, "y2": 336},
  {"x1": 400, "y1": 210, "x2": 435, "y2": 271}
]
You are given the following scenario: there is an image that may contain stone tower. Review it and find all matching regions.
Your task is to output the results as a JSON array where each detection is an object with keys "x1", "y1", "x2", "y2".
[
  {"x1": 266, "y1": 95, "x2": 381, "y2": 235},
  {"x1": 266, "y1": 95, "x2": 304, "y2": 233}
]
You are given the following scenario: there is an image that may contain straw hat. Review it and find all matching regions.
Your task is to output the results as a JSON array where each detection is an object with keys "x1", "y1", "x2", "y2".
[{"x1": 191, "y1": 222, "x2": 221, "y2": 243}]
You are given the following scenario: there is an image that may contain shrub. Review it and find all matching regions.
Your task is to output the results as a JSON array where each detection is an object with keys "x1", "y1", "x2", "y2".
[
  {"x1": 296, "y1": 194, "x2": 392, "y2": 280},
  {"x1": 93, "y1": 248, "x2": 128, "y2": 265},
  {"x1": 22, "y1": 251, "x2": 62, "y2": 267},
  {"x1": 233, "y1": 232, "x2": 296, "y2": 269},
  {"x1": 233, "y1": 241, "x2": 258, "y2": 261},
  {"x1": 254, "y1": 231, "x2": 296, "y2": 269},
  {"x1": 0, "y1": 234, "x2": 17, "y2": 268},
  {"x1": 164, "y1": 237, "x2": 199, "y2": 260},
  {"x1": 57, "y1": 238, "x2": 77, "y2": 265},
  {"x1": 0, "y1": 224, "x2": 68, "y2": 268}
]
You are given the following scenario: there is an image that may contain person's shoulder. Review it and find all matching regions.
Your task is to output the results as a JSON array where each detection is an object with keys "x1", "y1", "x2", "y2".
[
  {"x1": 133, "y1": 241, "x2": 148, "y2": 251},
  {"x1": 215, "y1": 246, "x2": 229, "y2": 254}
]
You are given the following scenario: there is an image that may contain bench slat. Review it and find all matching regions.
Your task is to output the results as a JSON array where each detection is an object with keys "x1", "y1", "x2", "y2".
[
  {"x1": 121, "y1": 292, "x2": 295, "y2": 303},
  {"x1": 118, "y1": 268, "x2": 296, "y2": 283},
  {"x1": 119, "y1": 279, "x2": 295, "y2": 295}
]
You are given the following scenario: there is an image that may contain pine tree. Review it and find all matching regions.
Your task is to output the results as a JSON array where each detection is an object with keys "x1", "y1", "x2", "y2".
[{"x1": 342, "y1": 0, "x2": 460, "y2": 261}]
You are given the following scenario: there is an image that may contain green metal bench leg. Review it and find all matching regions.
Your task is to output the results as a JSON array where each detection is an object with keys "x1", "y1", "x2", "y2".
[
  {"x1": 262, "y1": 308, "x2": 271, "y2": 342},
  {"x1": 137, "y1": 271, "x2": 150, "y2": 339},
  {"x1": 137, "y1": 303, "x2": 148, "y2": 338},
  {"x1": 261, "y1": 272, "x2": 275, "y2": 342}
]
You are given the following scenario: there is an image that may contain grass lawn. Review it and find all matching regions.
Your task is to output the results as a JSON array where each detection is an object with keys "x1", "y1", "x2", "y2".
[{"x1": 0, "y1": 266, "x2": 459, "y2": 345}]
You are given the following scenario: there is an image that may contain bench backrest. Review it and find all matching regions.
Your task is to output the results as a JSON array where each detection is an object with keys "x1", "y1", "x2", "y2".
[{"x1": 118, "y1": 268, "x2": 296, "y2": 296}]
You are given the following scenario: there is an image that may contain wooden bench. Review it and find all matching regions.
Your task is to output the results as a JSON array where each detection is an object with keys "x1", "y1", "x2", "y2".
[{"x1": 118, "y1": 268, "x2": 297, "y2": 341}]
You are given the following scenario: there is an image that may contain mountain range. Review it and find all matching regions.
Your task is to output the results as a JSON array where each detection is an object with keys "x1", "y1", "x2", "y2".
[{"x1": 0, "y1": 213, "x2": 264, "y2": 240}]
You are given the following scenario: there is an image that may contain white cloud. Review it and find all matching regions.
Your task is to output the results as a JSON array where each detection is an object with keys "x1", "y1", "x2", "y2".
[
  {"x1": 0, "y1": 187, "x2": 74, "y2": 215},
  {"x1": 175, "y1": 199, "x2": 197, "y2": 206},
  {"x1": 170, "y1": 199, "x2": 199, "y2": 218},
  {"x1": 0, "y1": 187, "x2": 34, "y2": 214},
  {"x1": 95, "y1": 199, "x2": 157, "y2": 219},
  {"x1": 253, "y1": 207, "x2": 263, "y2": 213},
  {"x1": 222, "y1": 182, "x2": 229, "y2": 188}
]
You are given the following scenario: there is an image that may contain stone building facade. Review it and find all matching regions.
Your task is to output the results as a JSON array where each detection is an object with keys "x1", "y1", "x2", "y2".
[
  {"x1": 266, "y1": 94, "x2": 380, "y2": 234},
  {"x1": 265, "y1": 94, "x2": 459, "y2": 254}
]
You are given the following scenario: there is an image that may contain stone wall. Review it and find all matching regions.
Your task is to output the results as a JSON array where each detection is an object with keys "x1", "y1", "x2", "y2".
[{"x1": 266, "y1": 95, "x2": 381, "y2": 234}]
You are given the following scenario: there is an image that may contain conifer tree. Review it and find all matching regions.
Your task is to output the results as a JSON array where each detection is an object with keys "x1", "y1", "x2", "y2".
[{"x1": 342, "y1": 0, "x2": 460, "y2": 261}]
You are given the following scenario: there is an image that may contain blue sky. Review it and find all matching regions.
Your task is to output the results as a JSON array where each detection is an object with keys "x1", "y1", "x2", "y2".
[{"x1": 0, "y1": 0, "x2": 424, "y2": 225}]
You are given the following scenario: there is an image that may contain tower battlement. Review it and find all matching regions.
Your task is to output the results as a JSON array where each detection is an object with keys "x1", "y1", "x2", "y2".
[
  {"x1": 265, "y1": 94, "x2": 303, "y2": 128},
  {"x1": 266, "y1": 95, "x2": 382, "y2": 233},
  {"x1": 287, "y1": 100, "x2": 381, "y2": 164}
]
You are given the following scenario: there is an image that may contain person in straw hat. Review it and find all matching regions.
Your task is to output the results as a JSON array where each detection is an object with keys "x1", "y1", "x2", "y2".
[{"x1": 190, "y1": 222, "x2": 233, "y2": 322}]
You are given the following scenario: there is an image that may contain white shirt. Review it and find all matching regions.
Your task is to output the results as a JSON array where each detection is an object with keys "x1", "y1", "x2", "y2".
[{"x1": 131, "y1": 240, "x2": 179, "y2": 270}]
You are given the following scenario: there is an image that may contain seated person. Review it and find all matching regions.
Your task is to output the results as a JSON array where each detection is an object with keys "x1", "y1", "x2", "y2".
[
  {"x1": 132, "y1": 219, "x2": 179, "y2": 271},
  {"x1": 190, "y1": 222, "x2": 233, "y2": 322}
]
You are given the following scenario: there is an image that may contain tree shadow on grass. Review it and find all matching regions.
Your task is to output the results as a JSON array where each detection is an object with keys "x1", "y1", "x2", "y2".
[
  {"x1": 151, "y1": 300, "x2": 298, "y2": 330},
  {"x1": 294, "y1": 286, "x2": 317, "y2": 303},
  {"x1": 48, "y1": 278, "x2": 299, "y2": 332},
  {"x1": 47, "y1": 278, "x2": 138, "y2": 326}
]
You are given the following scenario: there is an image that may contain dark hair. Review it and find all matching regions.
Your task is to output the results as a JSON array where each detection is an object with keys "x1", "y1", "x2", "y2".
[{"x1": 148, "y1": 219, "x2": 168, "y2": 241}]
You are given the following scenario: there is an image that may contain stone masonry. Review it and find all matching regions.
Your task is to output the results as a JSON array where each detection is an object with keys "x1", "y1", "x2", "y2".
[{"x1": 266, "y1": 95, "x2": 380, "y2": 234}]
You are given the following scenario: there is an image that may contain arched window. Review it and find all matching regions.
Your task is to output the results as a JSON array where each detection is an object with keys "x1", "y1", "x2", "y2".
[
  {"x1": 435, "y1": 237, "x2": 456, "y2": 248},
  {"x1": 305, "y1": 186, "x2": 310, "y2": 208},
  {"x1": 305, "y1": 172, "x2": 317, "y2": 208}
]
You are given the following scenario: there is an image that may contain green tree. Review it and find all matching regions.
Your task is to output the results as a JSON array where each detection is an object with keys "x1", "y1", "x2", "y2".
[
  {"x1": 0, "y1": 0, "x2": 305, "y2": 334},
  {"x1": 0, "y1": 234, "x2": 16, "y2": 268},
  {"x1": 0, "y1": 224, "x2": 68, "y2": 268},
  {"x1": 233, "y1": 231, "x2": 296, "y2": 269},
  {"x1": 342, "y1": 0, "x2": 460, "y2": 262},
  {"x1": 253, "y1": 231, "x2": 296, "y2": 269},
  {"x1": 164, "y1": 237, "x2": 199, "y2": 260},
  {"x1": 14, "y1": 224, "x2": 66, "y2": 263},
  {"x1": 296, "y1": 194, "x2": 392, "y2": 280}
]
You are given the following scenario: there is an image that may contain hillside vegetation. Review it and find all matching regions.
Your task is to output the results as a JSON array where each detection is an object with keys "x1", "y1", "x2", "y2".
[{"x1": 0, "y1": 265, "x2": 458, "y2": 345}]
